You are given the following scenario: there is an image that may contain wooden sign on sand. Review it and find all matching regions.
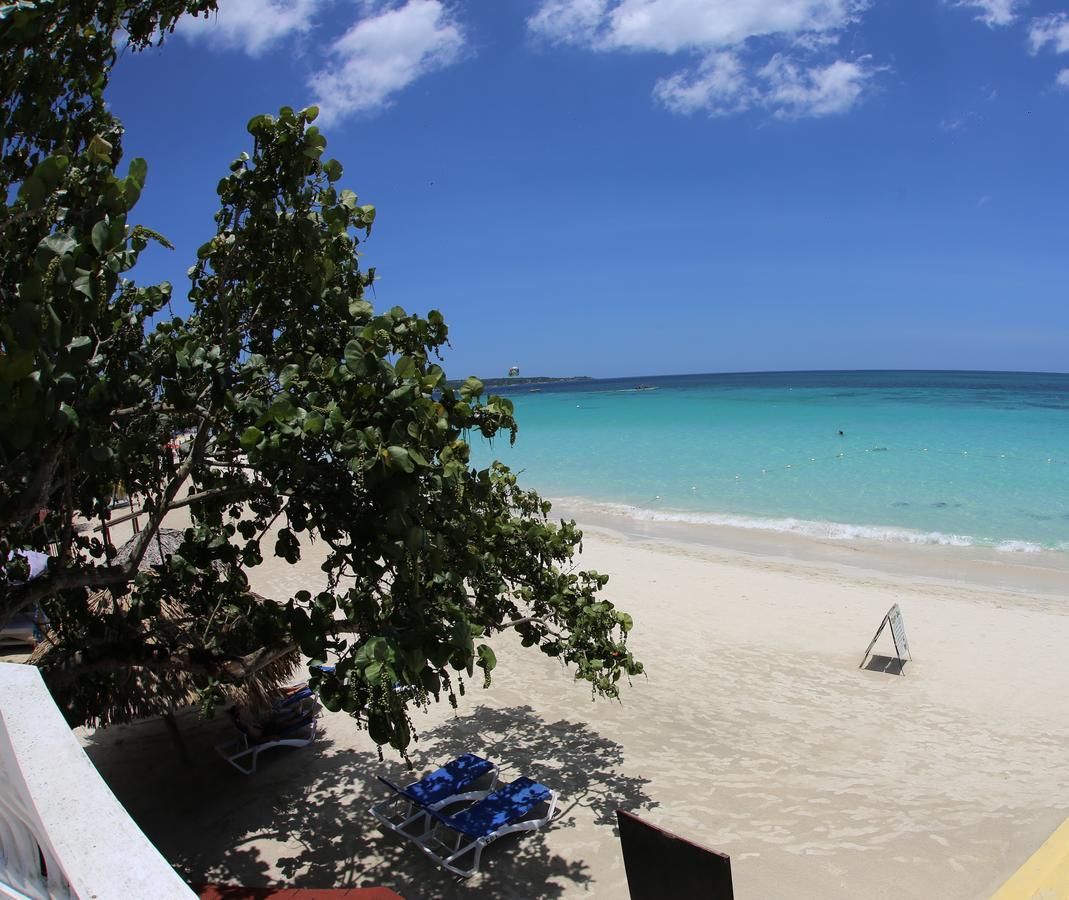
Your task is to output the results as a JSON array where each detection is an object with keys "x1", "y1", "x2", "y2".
[
  {"x1": 617, "y1": 809, "x2": 734, "y2": 899},
  {"x1": 859, "y1": 603, "x2": 911, "y2": 674}
]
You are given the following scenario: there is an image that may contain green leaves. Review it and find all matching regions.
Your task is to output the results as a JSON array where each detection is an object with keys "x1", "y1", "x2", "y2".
[
  {"x1": 269, "y1": 395, "x2": 296, "y2": 423},
  {"x1": 476, "y1": 644, "x2": 497, "y2": 673},
  {"x1": 246, "y1": 113, "x2": 274, "y2": 135},
  {"x1": 387, "y1": 445, "x2": 414, "y2": 473},
  {"x1": 18, "y1": 153, "x2": 69, "y2": 207},
  {"x1": 459, "y1": 376, "x2": 484, "y2": 400},
  {"x1": 90, "y1": 217, "x2": 125, "y2": 254},
  {"x1": 87, "y1": 133, "x2": 113, "y2": 163},
  {"x1": 343, "y1": 339, "x2": 364, "y2": 370},
  {"x1": 274, "y1": 527, "x2": 300, "y2": 564},
  {"x1": 127, "y1": 157, "x2": 148, "y2": 189},
  {"x1": 0, "y1": 77, "x2": 642, "y2": 751},
  {"x1": 40, "y1": 231, "x2": 77, "y2": 258},
  {"x1": 279, "y1": 363, "x2": 300, "y2": 388},
  {"x1": 55, "y1": 402, "x2": 78, "y2": 427}
]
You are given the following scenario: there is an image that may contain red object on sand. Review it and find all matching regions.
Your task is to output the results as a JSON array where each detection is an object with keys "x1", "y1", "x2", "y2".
[{"x1": 197, "y1": 887, "x2": 403, "y2": 900}]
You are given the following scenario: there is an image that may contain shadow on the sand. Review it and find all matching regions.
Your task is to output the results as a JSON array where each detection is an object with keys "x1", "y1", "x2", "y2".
[
  {"x1": 81, "y1": 703, "x2": 656, "y2": 899},
  {"x1": 861, "y1": 654, "x2": 906, "y2": 676}
]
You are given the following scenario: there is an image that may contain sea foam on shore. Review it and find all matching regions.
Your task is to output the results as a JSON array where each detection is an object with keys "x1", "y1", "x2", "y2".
[{"x1": 552, "y1": 497, "x2": 1059, "y2": 553}]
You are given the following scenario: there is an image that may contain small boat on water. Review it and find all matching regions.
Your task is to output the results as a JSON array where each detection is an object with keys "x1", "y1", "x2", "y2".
[{"x1": 634, "y1": 384, "x2": 655, "y2": 391}]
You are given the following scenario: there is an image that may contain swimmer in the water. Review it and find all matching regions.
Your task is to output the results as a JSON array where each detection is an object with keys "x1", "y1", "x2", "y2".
[{"x1": 838, "y1": 430, "x2": 844, "y2": 436}]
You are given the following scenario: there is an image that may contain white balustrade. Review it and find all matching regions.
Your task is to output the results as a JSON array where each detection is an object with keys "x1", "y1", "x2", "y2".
[{"x1": 0, "y1": 663, "x2": 195, "y2": 899}]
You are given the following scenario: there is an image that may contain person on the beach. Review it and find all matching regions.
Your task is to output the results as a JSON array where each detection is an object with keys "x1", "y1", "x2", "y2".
[{"x1": 230, "y1": 703, "x2": 310, "y2": 742}]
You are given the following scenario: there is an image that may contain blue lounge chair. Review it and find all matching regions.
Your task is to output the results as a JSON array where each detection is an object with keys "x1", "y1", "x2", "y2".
[
  {"x1": 412, "y1": 777, "x2": 558, "y2": 877},
  {"x1": 370, "y1": 754, "x2": 499, "y2": 836},
  {"x1": 273, "y1": 683, "x2": 315, "y2": 712},
  {"x1": 271, "y1": 663, "x2": 335, "y2": 714},
  {"x1": 215, "y1": 707, "x2": 319, "y2": 774}
]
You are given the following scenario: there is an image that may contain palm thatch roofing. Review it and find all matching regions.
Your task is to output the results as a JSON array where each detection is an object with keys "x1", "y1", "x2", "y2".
[{"x1": 30, "y1": 529, "x2": 301, "y2": 728}]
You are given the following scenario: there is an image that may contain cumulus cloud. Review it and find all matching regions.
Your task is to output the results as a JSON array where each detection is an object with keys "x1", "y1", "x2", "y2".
[
  {"x1": 653, "y1": 50, "x2": 872, "y2": 119},
  {"x1": 528, "y1": 0, "x2": 610, "y2": 45},
  {"x1": 528, "y1": 0, "x2": 876, "y2": 119},
  {"x1": 177, "y1": 0, "x2": 319, "y2": 56},
  {"x1": 529, "y1": 0, "x2": 868, "y2": 51},
  {"x1": 653, "y1": 51, "x2": 754, "y2": 114},
  {"x1": 1029, "y1": 13, "x2": 1069, "y2": 55},
  {"x1": 953, "y1": 0, "x2": 1023, "y2": 28},
  {"x1": 178, "y1": 1, "x2": 467, "y2": 123},
  {"x1": 309, "y1": 0, "x2": 465, "y2": 123},
  {"x1": 1028, "y1": 13, "x2": 1069, "y2": 89},
  {"x1": 760, "y1": 55, "x2": 871, "y2": 118}
]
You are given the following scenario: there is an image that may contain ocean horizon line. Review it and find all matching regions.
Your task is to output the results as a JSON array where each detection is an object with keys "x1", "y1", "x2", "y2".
[{"x1": 489, "y1": 367, "x2": 1069, "y2": 383}]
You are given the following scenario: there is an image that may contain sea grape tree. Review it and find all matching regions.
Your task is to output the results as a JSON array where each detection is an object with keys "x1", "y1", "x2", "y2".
[{"x1": 0, "y1": 0, "x2": 641, "y2": 749}]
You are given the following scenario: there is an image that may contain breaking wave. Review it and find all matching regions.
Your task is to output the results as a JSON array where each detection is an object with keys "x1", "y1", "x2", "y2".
[{"x1": 552, "y1": 497, "x2": 1059, "y2": 553}]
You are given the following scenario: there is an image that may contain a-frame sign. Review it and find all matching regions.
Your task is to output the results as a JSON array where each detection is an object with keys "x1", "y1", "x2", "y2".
[{"x1": 859, "y1": 603, "x2": 911, "y2": 674}]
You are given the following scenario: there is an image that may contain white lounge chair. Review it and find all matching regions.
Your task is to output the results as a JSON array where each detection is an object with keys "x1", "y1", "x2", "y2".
[
  {"x1": 215, "y1": 707, "x2": 319, "y2": 775},
  {"x1": 370, "y1": 753, "x2": 499, "y2": 837},
  {"x1": 411, "y1": 776, "x2": 558, "y2": 877}
]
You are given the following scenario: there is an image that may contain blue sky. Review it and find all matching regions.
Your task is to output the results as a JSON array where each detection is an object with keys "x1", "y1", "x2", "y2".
[{"x1": 108, "y1": 0, "x2": 1069, "y2": 378}]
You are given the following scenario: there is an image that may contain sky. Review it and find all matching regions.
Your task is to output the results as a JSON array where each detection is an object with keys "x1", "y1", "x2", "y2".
[{"x1": 107, "y1": 0, "x2": 1069, "y2": 378}]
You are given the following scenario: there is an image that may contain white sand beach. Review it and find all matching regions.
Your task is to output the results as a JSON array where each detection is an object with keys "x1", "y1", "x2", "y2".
[{"x1": 77, "y1": 518, "x2": 1069, "y2": 899}]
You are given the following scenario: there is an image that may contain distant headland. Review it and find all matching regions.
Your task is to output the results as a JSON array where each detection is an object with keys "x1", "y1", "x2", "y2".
[{"x1": 448, "y1": 376, "x2": 593, "y2": 390}]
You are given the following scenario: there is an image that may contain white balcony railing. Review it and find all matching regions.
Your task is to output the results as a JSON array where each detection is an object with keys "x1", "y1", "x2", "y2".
[{"x1": 0, "y1": 663, "x2": 195, "y2": 899}]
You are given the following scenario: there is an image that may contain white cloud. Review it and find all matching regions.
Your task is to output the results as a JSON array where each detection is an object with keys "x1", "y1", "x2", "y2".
[
  {"x1": 653, "y1": 51, "x2": 872, "y2": 118},
  {"x1": 530, "y1": 0, "x2": 868, "y2": 51},
  {"x1": 1028, "y1": 13, "x2": 1069, "y2": 88},
  {"x1": 1029, "y1": 13, "x2": 1069, "y2": 55},
  {"x1": 178, "y1": 1, "x2": 467, "y2": 123},
  {"x1": 527, "y1": 0, "x2": 610, "y2": 45},
  {"x1": 653, "y1": 51, "x2": 755, "y2": 114},
  {"x1": 761, "y1": 55, "x2": 871, "y2": 118},
  {"x1": 310, "y1": 0, "x2": 465, "y2": 124},
  {"x1": 953, "y1": 0, "x2": 1023, "y2": 28},
  {"x1": 613, "y1": 0, "x2": 865, "y2": 52},
  {"x1": 940, "y1": 110, "x2": 978, "y2": 131},
  {"x1": 528, "y1": 0, "x2": 875, "y2": 119},
  {"x1": 177, "y1": 0, "x2": 319, "y2": 56}
]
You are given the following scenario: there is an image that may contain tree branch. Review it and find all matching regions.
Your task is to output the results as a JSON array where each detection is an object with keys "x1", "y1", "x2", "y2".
[
  {"x1": 1, "y1": 416, "x2": 213, "y2": 619},
  {"x1": 0, "y1": 439, "x2": 64, "y2": 531},
  {"x1": 499, "y1": 617, "x2": 565, "y2": 640},
  {"x1": 91, "y1": 485, "x2": 249, "y2": 531}
]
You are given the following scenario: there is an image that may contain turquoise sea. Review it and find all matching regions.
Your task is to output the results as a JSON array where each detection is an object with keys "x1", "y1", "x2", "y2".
[{"x1": 472, "y1": 371, "x2": 1069, "y2": 554}]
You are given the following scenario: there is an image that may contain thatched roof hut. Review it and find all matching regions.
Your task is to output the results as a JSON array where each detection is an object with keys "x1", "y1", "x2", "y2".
[{"x1": 30, "y1": 529, "x2": 301, "y2": 728}]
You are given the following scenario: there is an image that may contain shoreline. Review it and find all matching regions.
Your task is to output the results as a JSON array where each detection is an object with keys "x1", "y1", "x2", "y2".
[{"x1": 552, "y1": 499, "x2": 1069, "y2": 602}]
